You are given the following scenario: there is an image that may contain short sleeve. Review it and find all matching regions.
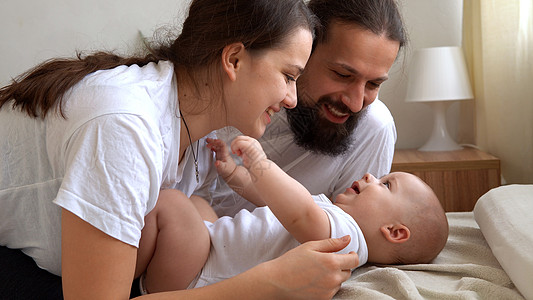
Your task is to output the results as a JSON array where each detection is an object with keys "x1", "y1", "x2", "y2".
[
  {"x1": 54, "y1": 114, "x2": 163, "y2": 247},
  {"x1": 314, "y1": 194, "x2": 368, "y2": 267}
]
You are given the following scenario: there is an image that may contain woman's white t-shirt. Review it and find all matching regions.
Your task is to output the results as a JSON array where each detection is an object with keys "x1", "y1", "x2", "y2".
[{"x1": 0, "y1": 61, "x2": 215, "y2": 275}]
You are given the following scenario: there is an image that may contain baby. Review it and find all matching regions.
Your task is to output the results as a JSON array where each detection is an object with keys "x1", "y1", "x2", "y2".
[{"x1": 135, "y1": 136, "x2": 449, "y2": 294}]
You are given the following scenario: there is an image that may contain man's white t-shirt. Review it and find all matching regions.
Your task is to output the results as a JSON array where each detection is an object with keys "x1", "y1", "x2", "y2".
[
  {"x1": 211, "y1": 100, "x2": 396, "y2": 217},
  {"x1": 193, "y1": 194, "x2": 368, "y2": 288},
  {"x1": 0, "y1": 61, "x2": 216, "y2": 275}
]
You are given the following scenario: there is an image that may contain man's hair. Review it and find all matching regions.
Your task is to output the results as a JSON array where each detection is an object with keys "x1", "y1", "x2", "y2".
[{"x1": 307, "y1": 0, "x2": 407, "y2": 49}]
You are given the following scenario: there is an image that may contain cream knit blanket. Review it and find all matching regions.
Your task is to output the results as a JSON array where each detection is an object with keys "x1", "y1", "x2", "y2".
[{"x1": 334, "y1": 208, "x2": 527, "y2": 300}]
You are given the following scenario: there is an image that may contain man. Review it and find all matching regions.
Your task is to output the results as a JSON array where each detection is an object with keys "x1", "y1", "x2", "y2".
[{"x1": 212, "y1": 0, "x2": 407, "y2": 216}]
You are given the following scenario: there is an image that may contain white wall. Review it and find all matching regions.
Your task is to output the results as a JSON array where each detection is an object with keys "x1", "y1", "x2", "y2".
[
  {"x1": 0, "y1": 0, "x2": 468, "y2": 150},
  {"x1": 0, "y1": 0, "x2": 189, "y2": 86},
  {"x1": 380, "y1": 0, "x2": 468, "y2": 149}
]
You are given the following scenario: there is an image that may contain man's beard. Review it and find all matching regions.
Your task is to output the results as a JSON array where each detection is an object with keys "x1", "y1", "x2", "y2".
[{"x1": 286, "y1": 95, "x2": 367, "y2": 156}]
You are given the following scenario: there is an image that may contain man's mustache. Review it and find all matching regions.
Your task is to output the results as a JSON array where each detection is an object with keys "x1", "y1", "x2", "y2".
[{"x1": 297, "y1": 92, "x2": 355, "y2": 118}]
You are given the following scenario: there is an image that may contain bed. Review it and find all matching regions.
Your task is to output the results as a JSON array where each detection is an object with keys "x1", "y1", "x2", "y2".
[{"x1": 333, "y1": 184, "x2": 532, "y2": 300}]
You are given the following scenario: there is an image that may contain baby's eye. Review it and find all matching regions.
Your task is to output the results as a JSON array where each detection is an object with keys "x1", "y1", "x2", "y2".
[{"x1": 382, "y1": 181, "x2": 391, "y2": 189}]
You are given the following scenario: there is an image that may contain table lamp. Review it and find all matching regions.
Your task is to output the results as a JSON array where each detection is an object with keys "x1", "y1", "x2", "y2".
[{"x1": 405, "y1": 46, "x2": 474, "y2": 151}]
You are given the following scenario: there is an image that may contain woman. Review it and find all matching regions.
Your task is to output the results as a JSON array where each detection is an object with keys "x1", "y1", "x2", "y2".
[{"x1": 0, "y1": 0, "x2": 357, "y2": 299}]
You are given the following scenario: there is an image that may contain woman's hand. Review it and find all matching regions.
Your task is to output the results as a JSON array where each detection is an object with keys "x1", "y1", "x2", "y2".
[
  {"x1": 262, "y1": 235, "x2": 358, "y2": 300},
  {"x1": 62, "y1": 210, "x2": 356, "y2": 300},
  {"x1": 186, "y1": 235, "x2": 357, "y2": 300}
]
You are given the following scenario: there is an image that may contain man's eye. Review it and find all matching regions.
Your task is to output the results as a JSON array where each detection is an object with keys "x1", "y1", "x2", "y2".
[
  {"x1": 333, "y1": 70, "x2": 350, "y2": 78},
  {"x1": 368, "y1": 82, "x2": 381, "y2": 89}
]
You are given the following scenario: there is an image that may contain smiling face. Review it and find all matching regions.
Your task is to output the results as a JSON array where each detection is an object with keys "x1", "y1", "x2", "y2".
[
  {"x1": 225, "y1": 27, "x2": 313, "y2": 139},
  {"x1": 299, "y1": 21, "x2": 399, "y2": 120},
  {"x1": 335, "y1": 172, "x2": 447, "y2": 264},
  {"x1": 334, "y1": 172, "x2": 429, "y2": 231},
  {"x1": 286, "y1": 21, "x2": 400, "y2": 155}
]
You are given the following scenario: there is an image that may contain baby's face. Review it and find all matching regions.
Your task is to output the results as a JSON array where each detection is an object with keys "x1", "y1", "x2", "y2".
[{"x1": 334, "y1": 172, "x2": 423, "y2": 223}]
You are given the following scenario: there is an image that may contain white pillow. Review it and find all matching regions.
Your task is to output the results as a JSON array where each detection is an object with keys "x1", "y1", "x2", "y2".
[{"x1": 474, "y1": 185, "x2": 533, "y2": 300}]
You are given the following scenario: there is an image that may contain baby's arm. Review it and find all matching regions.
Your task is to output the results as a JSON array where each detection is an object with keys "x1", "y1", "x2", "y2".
[
  {"x1": 230, "y1": 136, "x2": 331, "y2": 243},
  {"x1": 206, "y1": 138, "x2": 265, "y2": 207}
]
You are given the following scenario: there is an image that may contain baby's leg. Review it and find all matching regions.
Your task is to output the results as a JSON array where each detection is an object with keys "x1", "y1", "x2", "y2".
[
  {"x1": 136, "y1": 189, "x2": 211, "y2": 293},
  {"x1": 190, "y1": 195, "x2": 218, "y2": 223}
]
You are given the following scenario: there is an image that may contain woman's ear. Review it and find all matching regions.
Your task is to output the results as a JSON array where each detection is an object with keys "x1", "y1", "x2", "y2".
[
  {"x1": 380, "y1": 224, "x2": 410, "y2": 244},
  {"x1": 221, "y1": 42, "x2": 245, "y2": 82}
]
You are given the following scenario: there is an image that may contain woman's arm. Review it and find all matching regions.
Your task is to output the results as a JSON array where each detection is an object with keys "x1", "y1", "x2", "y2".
[
  {"x1": 231, "y1": 136, "x2": 331, "y2": 243},
  {"x1": 135, "y1": 236, "x2": 357, "y2": 300},
  {"x1": 62, "y1": 209, "x2": 356, "y2": 299},
  {"x1": 62, "y1": 209, "x2": 357, "y2": 300},
  {"x1": 61, "y1": 209, "x2": 137, "y2": 299}
]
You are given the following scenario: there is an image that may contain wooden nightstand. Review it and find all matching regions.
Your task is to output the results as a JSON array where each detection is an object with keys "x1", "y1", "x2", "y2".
[{"x1": 391, "y1": 147, "x2": 501, "y2": 212}]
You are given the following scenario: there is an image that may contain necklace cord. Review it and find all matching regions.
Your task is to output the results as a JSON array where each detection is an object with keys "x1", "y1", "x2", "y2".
[{"x1": 179, "y1": 111, "x2": 200, "y2": 183}]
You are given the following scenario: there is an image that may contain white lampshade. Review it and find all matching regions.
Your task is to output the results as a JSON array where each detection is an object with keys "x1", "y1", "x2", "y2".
[
  {"x1": 406, "y1": 46, "x2": 473, "y2": 102},
  {"x1": 405, "y1": 46, "x2": 474, "y2": 151}
]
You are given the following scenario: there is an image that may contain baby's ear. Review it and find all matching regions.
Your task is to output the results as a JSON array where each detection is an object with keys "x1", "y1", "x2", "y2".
[{"x1": 380, "y1": 224, "x2": 410, "y2": 244}]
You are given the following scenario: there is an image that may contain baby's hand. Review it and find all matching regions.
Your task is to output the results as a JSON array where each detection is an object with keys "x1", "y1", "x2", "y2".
[
  {"x1": 206, "y1": 138, "x2": 237, "y2": 180},
  {"x1": 230, "y1": 136, "x2": 267, "y2": 169}
]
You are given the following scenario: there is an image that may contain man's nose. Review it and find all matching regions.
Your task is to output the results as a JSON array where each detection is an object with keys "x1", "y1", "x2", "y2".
[{"x1": 340, "y1": 84, "x2": 365, "y2": 113}]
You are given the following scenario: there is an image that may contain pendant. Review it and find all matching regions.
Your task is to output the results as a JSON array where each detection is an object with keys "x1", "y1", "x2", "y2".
[{"x1": 195, "y1": 161, "x2": 199, "y2": 183}]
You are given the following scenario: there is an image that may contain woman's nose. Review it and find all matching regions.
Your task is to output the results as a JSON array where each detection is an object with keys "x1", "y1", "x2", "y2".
[{"x1": 282, "y1": 84, "x2": 297, "y2": 109}]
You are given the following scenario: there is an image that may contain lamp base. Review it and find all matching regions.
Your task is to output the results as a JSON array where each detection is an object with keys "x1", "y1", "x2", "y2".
[{"x1": 418, "y1": 101, "x2": 463, "y2": 152}]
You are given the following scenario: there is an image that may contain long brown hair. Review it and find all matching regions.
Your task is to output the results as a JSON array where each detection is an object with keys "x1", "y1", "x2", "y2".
[{"x1": 0, "y1": 0, "x2": 317, "y2": 118}]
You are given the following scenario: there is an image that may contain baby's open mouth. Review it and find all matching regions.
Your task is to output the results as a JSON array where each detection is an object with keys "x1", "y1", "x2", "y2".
[{"x1": 351, "y1": 182, "x2": 360, "y2": 194}]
